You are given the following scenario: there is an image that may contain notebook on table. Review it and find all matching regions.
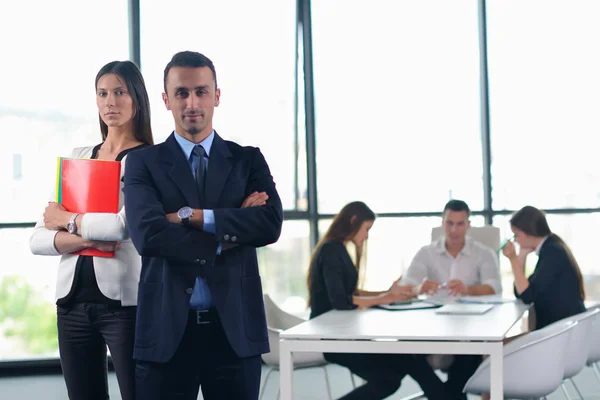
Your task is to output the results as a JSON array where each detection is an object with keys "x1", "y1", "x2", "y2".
[
  {"x1": 378, "y1": 300, "x2": 440, "y2": 311},
  {"x1": 435, "y1": 303, "x2": 494, "y2": 315}
]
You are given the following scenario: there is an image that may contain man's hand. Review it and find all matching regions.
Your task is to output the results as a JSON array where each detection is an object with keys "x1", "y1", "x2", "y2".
[
  {"x1": 390, "y1": 284, "x2": 415, "y2": 300},
  {"x1": 241, "y1": 192, "x2": 269, "y2": 208},
  {"x1": 165, "y1": 213, "x2": 180, "y2": 224},
  {"x1": 420, "y1": 280, "x2": 440, "y2": 294},
  {"x1": 89, "y1": 240, "x2": 121, "y2": 252},
  {"x1": 44, "y1": 202, "x2": 70, "y2": 231},
  {"x1": 448, "y1": 279, "x2": 468, "y2": 296}
]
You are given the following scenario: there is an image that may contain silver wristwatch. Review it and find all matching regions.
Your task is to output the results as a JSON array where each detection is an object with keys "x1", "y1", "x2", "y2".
[
  {"x1": 177, "y1": 207, "x2": 194, "y2": 226},
  {"x1": 67, "y1": 213, "x2": 79, "y2": 235}
]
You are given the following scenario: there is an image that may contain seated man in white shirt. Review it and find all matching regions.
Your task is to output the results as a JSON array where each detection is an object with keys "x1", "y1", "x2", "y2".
[{"x1": 399, "y1": 199, "x2": 501, "y2": 400}]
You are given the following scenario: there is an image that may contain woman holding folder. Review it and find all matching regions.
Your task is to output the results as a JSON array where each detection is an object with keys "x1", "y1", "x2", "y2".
[
  {"x1": 502, "y1": 205, "x2": 586, "y2": 329},
  {"x1": 306, "y1": 201, "x2": 447, "y2": 400},
  {"x1": 29, "y1": 60, "x2": 153, "y2": 400}
]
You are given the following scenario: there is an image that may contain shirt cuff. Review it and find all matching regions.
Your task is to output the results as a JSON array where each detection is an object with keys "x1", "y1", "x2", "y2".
[{"x1": 202, "y1": 210, "x2": 216, "y2": 233}]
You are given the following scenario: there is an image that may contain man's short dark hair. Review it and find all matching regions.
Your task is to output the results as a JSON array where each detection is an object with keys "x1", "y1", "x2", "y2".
[
  {"x1": 163, "y1": 51, "x2": 218, "y2": 93},
  {"x1": 443, "y1": 199, "x2": 471, "y2": 216}
]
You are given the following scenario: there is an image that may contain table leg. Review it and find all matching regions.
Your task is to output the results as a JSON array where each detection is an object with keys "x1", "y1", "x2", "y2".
[
  {"x1": 279, "y1": 339, "x2": 293, "y2": 400},
  {"x1": 489, "y1": 341, "x2": 504, "y2": 399}
]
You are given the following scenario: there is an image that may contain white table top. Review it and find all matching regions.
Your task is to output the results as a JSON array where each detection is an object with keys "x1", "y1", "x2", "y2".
[{"x1": 281, "y1": 302, "x2": 530, "y2": 342}]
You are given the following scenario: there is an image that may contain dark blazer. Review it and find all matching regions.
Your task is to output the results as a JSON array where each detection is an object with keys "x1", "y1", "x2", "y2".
[
  {"x1": 123, "y1": 132, "x2": 283, "y2": 363},
  {"x1": 309, "y1": 240, "x2": 358, "y2": 319},
  {"x1": 516, "y1": 235, "x2": 586, "y2": 329}
]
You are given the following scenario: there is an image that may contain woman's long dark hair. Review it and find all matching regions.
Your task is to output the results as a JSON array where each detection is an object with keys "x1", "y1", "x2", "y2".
[
  {"x1": 510, "y1": 205, "x2": 585, "y2": 299},
  {"x1": 306, "y1": 201, "x2": 376, "y2": 307},
  {"x1": 95, "y1": 60, "x2": 153, "y2": 145}
]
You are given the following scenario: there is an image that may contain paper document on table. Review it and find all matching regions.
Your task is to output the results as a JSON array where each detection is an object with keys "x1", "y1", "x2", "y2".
[
  {"x1": 457, "y1": 295, "x2": 515, "y2": 304},
  {"x1": 435, "y1": 303, "x2": 494, "y2": 315}
]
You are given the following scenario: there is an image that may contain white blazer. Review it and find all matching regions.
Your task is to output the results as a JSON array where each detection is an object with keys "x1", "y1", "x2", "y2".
[{"x1": 29, "y1": 146, "x2": 141, "y2": 306}]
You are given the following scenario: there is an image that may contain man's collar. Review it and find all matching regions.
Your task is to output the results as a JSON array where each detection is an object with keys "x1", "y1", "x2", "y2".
[
  {"x1": 435, "y1": 236, "x2": 471, "y2": 255},
  {"x1": 174, "y1": 130, "x2": 215, "y2": 159}
]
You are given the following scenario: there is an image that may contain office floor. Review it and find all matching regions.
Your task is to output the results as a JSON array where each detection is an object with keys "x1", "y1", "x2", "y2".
[{"x1": 0, "y1": 364, "x2": 599, "y2": 399}]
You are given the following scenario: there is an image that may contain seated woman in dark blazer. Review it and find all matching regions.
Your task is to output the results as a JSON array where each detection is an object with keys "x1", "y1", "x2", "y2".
[
  {"x1": 306, "y1": 201, "x2": 447, "y2": 400},
  {"x1": 502, "y1": 205, "x2": 586, "y2": 329}
]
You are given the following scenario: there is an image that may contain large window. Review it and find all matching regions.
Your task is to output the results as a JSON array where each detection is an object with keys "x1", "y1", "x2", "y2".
[
  {"x1": 311, "y1": 0, "x2": 484, "y2": 214},
  {"x1": 258, "y1": 221, "x2": 311, "y2": 314},
  {"x1": 0, "y1": 0, "x2": 130, "y2": 360},
  {"x1": 5, "y1": 0, "x2": 600, "y2": 367},
  {"x1": 487, "y1": 0, "x2": 600, "y2": 210},
  {"x1": 0, "y1": 228, "x2": 59, "y2": 360},
  {"x1": 0, "y1": 0, "x2": 130, "y2": 223},
  {"x1": 140, "y1": 0, "x2": 299, "y2": 210}
]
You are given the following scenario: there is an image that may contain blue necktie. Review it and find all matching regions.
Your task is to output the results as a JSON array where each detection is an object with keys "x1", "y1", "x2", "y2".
[{"x1": 192, "y1": 145, "x2": 207, "y2": 197}]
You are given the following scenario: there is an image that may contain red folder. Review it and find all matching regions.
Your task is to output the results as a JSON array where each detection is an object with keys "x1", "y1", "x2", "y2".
[{"x1": 56, "y1": 157, "x2": 121, "y2": 257}]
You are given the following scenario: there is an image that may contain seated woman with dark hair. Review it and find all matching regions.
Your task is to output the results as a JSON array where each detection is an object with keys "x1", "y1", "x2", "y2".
[
  {"x1": 502, "y1": 205, "x2": 586, "y2": 329},
  {"x1": 306, "y1": 201, "x2": 447, "y2": 400}
]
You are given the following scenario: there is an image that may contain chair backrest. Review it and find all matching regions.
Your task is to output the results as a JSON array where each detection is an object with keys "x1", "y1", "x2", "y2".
[
  {"x1": 261, "y1": 294, "x2": 305, "y2": 366},
  {"x1": 431, "y1": 226, "x2": 501, "y2": 253},
  {"x1": 464, "y1": 320, "x2": 577, "y2": 397},
  {"x1": 547, "y1": 308, "x2": 600, "y2": 378},
  {"x1": 263, "y1": 293, "x2": 305, "y2": 331}
]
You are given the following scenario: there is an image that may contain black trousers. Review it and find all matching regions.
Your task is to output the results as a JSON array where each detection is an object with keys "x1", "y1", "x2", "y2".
[
  {"x1": 324, "y1": 352, "x2": 447, "y2": 400},
  {"x1": 444, "y1": 355, "x2": 482, "y2": 399},
  {"x1": 57, "y1": 303, "x2": 136, "y2": 400},
  {"x1": 135, "y1": 310, "x2": 261, "y2": 400}
]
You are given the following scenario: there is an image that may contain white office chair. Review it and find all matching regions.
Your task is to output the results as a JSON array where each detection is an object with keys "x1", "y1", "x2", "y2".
[
  {"x1": 585, "y1": 304, "x2": 600, "y2": 386},
  {"x1": 463, "y1": 320, "x2": 577, "y2": 399},
  {"x1": 427, "y1": 226, "x2": 502, "y2": 371},
  {"x1": 546, "y1": 308, "x2": 600, "y2": 400},
  {"x1": 260, "y1": 294, "x2": 355, "y2": 400},
  {"x1": 430, "y1": 225, "x2": 501, "y2": 253}
]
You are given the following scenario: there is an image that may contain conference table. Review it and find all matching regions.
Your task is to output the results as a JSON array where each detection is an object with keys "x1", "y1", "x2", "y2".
[{"x1": 279, "y1": 301, "x2": 531, "y2": 399}]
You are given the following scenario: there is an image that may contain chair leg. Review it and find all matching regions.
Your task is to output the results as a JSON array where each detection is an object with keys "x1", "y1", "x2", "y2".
[
  {"x1": 321, "y1": 365, "x2": 333, "y2": 400},
  {"x1": 560, "y1": 382, "x2": 573, "y2": 400},
  {"x1": 568, "y1": 377, "x2": 584, "y2": 400},
  {"x1": 259, "y1": 367, "x2": 275, "y2": 400},
  {"x1": 593, "y1": 362, "x2": 600, "y2": 384},
  {"x1": 349, "y1": 370, "x2": 357, "y2": 388}
]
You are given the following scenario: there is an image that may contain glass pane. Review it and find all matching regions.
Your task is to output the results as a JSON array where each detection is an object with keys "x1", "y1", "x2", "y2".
[
  {"x1": 494, "y1": 213, "x2": 600, "y2": 299},
  {"x1": 312, "y1": 0, "x2": 483, "y2": 213},
  {"x1": 258, "y1": 220, "x2": 311, "y2": 314},
  {"x1": 0, "y1": 0, "x2": 130, "y2": 223},
  {"x1": 140, "y1": 0, "x2": 298, "y2": 210},
  {"x1": 319, "y1": 215, "x2": 486, "y2": 292},
  {"x1": 487, "y1": 0, "x2": 600, "y2": 209},
  {"x1": 0, "y1": 228, "x2": 59, "y2": 360}
]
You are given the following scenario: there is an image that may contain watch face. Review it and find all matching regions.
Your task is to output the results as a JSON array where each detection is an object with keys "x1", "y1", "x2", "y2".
[{"x1": 178, "y1": 207, "x2": 193, "y2": 219}]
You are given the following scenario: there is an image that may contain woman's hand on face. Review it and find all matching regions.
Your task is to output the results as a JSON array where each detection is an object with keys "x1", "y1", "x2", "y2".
[{"x1": 502, "y1": 240, "x2": 517, "y2": 260}]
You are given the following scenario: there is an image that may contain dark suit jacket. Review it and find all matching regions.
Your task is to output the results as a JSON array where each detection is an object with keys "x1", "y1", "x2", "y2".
[
  {"x1": 309, "y1": 240, "x2": 358, "y2": 320},
  {"x1": 516, "y1": 235, "x2": 586, "y2": 329},
  {"x1": 123, "y1": 132, "x2": 283, "y2": 363}
]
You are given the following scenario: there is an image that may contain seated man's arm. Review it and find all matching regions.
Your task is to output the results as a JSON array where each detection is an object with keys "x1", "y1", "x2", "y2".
[
  {"x1": 123, "y1": 151, "x2": 218, "y2": 262},
  {"x1": 399, "y1": 247, "x2": 436, "y2": 296},
  {"x1": 469, "y1": 247, "x2": 502, "y2": 296},
  {"x1": 213, "y1": 148, "x2": 283, "y2": 248}
]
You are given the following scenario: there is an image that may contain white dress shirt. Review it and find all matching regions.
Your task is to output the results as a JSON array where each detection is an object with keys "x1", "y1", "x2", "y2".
[{"x1": 401, "y1": 236, "x2": 502, "y2": 294}]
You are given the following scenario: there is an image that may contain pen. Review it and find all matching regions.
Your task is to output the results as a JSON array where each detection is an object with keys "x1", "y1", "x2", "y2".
[{"x1": 497, "y1": 235, "x2": 516, "y2": 253}]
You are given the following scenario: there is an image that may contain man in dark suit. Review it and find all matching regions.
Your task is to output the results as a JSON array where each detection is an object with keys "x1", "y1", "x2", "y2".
[{"x1": 123, "y1": 51, "x2": 283, "y2": 400}]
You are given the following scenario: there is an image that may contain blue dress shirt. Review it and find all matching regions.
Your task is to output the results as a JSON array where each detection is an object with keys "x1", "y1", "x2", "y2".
[{"x1": 174, "y1": 131, "x2": 220, "y2": 309}]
